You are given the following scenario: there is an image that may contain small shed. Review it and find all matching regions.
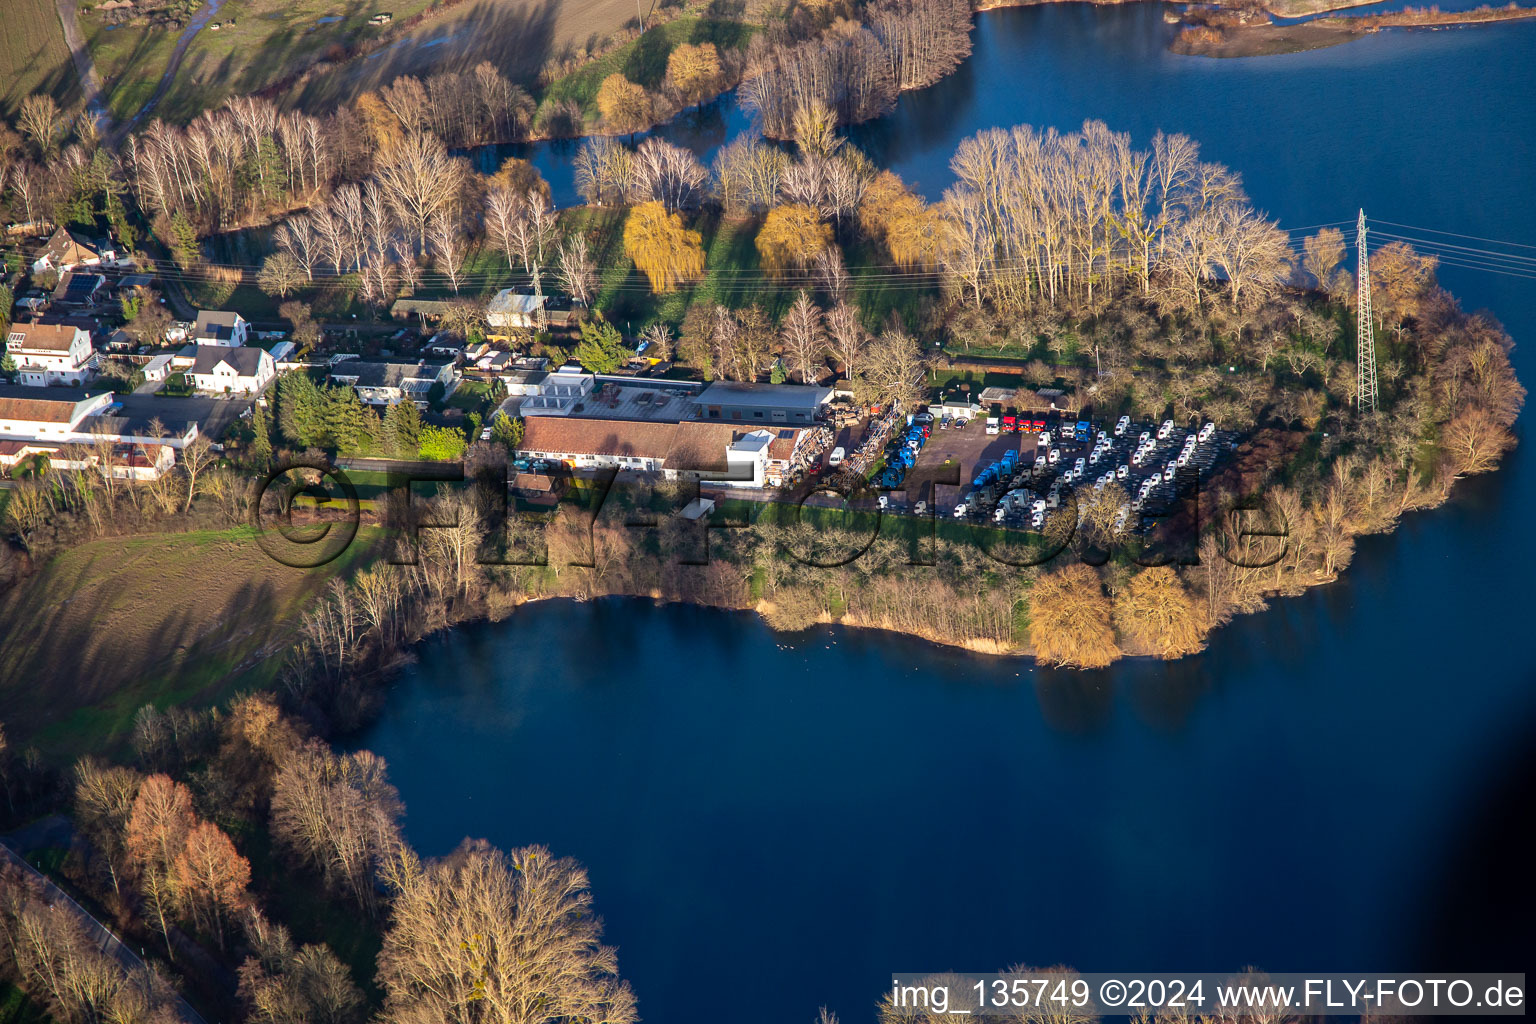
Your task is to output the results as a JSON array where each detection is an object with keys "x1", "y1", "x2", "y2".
[
  {"x1": 143, "y1": 353, "x2": 175, "y2": 382},
  {"x1": 679, "y1": 497, "x2": 716, "y2": 521}
]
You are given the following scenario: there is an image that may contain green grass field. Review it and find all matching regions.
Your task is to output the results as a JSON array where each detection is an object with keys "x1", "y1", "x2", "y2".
[
  {"x1": 0, "y1": 983, "x2": 50, "y2": 1024},
  {"x1": 0, "y1": 524, "x2": 381, "y2": 761},
  {"x1": 559, "y1": 207, "x2": 936, "y2": 335},
  {"x1": 0, "y1": 0, "x2": 80, "y2": 119}
]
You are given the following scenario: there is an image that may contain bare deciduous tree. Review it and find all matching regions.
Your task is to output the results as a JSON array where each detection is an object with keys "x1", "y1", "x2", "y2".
[{"x1": 377, "y1": 841, "x2": 637, "y2": 1024}]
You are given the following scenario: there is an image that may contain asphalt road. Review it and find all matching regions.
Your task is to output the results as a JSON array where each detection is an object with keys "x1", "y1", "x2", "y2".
[{"x1": 0, "y1": 835, "x2": 206, "y2": 1024}]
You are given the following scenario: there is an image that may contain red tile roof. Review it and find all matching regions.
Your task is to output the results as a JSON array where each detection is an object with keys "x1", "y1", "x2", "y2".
[{"x1": 8, "y1": 321, "x2": 82, "y2": 353}]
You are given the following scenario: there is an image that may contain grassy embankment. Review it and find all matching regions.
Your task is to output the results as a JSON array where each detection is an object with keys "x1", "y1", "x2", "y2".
[
  {"x1": 0, "y1": 0, "x2": 81, "y2": 119},
  {"x1": 1174, "y1": 2, "x2": 1536, "y2": 56},
  {"x1": 0, "y1": 524, "x2": 381, "y2": 762}
]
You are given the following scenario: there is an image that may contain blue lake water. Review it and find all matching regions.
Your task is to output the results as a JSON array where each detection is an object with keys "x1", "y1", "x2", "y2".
[{"x1": 361, "y1": 9, "x2": 1536, "y2": 1022}]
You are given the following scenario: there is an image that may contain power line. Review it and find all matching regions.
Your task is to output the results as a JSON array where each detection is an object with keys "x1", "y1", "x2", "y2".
[{"x1": 1370, "y1": 218, "x2": 1536, "y2": 252}]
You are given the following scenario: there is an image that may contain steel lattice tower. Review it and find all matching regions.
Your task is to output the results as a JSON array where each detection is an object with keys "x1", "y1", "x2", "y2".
[{"x1": 1356, "y1": 209, "x2": 1378, "y2": 412}]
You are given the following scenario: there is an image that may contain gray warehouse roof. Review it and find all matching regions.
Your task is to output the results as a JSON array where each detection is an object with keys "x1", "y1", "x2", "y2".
[{"x1": 691, "y1": 381, "x2": 833, "y2": 411}]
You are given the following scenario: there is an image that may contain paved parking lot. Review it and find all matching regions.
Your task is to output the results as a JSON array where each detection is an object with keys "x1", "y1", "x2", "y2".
[
  {"x1": 900, "y1": 413, "x2": 1240, "y2": 532},
  {"x1": 112, "y1": 392, "x2": 253, "y2": 442}
]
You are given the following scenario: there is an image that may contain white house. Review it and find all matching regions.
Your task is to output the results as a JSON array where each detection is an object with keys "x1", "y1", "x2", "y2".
[
  {"x1": 6, "y1": 322, "x2": 95, "y2": 386},
  {"x1": 30, "y1": 227, "x2": 106, "y2": 276},
  {"x1": 485, "y1": 290, "x2": 580, "y2": 335},
  {"x1": 142, "y1": 353, "x2": 175, "y2": 382},
  {"x1": 486, "y1": 290, "x2": 545, "y2": 331},
  {"x1": 0, "y1": 388, "x2": 112, "y2": 440},
  {"x1": 328, "y1": 359, "x2": 454, "y2": 407},
  {"x1": 189, "y1": 345, "x2": 275, "y2": 394},
  {"x1": 192, "y1": 310, "x2": 251, "y2": 347},
  {"x1": 110, "y1": 442, "x2": 176, "y2": 481}
]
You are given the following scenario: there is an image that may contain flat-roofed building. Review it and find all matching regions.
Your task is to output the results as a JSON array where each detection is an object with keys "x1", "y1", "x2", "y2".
[{"x1": 690, "y1": 381, "x2": 832, "y2": 425}]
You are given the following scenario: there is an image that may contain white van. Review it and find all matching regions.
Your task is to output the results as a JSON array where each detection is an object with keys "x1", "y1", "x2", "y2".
[{"x1": 828, "y1": 447, "x2": 846, "y2": 467}]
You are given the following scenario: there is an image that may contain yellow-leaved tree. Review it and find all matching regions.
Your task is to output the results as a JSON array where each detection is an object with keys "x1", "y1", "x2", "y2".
[
  {"x1": 1027, "y1": 563, "x2": 1121, "y2": 669},
  {"x1": 666, "y1": 43, "x2": 725, "y2": 109},
  {"x1": 624, "y1": 201, "x2": 706, "y2": 293},
  {"x1": 1114, "y1": 566, "x2": 1206, "y2": 660},
  {"x1": 756, "y1": 204, "x2": 833, "y2": 277},
  {"x1": 596, "y1": 74, "x2": 654, "y2": 135}
]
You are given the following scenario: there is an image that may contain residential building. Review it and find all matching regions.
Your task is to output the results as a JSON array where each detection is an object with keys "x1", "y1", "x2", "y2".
[
  {"x1": 52, "y1": 271, "x2": 105, "y2": 307},
  {"x1": 110, "y1": 442, "x2": 176, "y2": 481},
  {"x1": 518, "y1": 416, "x2": 678, "y2": 473},
  {"x1": 520, "y1": 369, "x2": 704, "y2": 421},
  {"x1": 485, "y1": 289, "x2": 580, "y2": 335},
  {"x1": 390, "y1": 298, "x2": 455, "y2": 323},
  {"x1": 511, "y1": 472, "x2": 568, "y2": 507},
  {"x1": 189, "y1": 345, "x2": 276, "y2": 394},
  {"x1": 6, "y1": 322, "x2": 95, "y2": 386},
  {"x1": 690, "y1": 381, "x2": 833, "y2": 425},
  {"x1": 328, "y1": 359, "x2": 454, "y2": 407},
  {"x1": 30, "y1": 227, "x2": 106, "y2": 275},
  {"x1": 142, "y1": 353, "x2": 175, "y2": 382},
  {"x1": 0, "y1": 387, "x2": 113, "y2": 440},
  {"x1": 520, "y1": 368, "x2": 597, "y2": 416},
  {"x1": 192, "y1": 309, "x2": 251, "y2": 347},
  {"x1": 486, "y1": 290, "x2": 545, "y2": 331}
]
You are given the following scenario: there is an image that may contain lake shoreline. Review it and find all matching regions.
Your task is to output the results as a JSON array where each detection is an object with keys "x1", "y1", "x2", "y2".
[{"x1": 1173, "y1": 4, "x2": 1536, "y2": 57}]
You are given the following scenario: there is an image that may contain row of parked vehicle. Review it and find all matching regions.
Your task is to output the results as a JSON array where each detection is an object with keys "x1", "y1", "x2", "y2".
[
  {"x1": 873, "y1": 413, "x2": 934, "y2": 490},
  {"x1": 955, "y1": 415, "x2": 1231, "y2": 533}
]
